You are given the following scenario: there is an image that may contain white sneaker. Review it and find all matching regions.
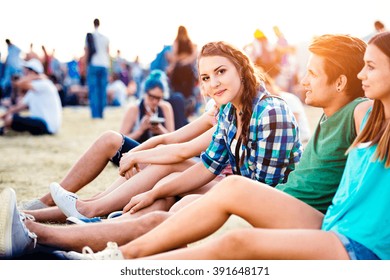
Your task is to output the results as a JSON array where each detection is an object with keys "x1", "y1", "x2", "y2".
[
  {"x1": 63, "y1": 242, "x2": 124, "y2": 260},
  {"x1": 49, "y1": 182, "x2": 88, "y2": 219},
  {"x1": 0, "y1": 188, "x2": 37, "y2": 259},
  {"x1": 19, "y1": 198, "x2": 48, "y2": 211}
]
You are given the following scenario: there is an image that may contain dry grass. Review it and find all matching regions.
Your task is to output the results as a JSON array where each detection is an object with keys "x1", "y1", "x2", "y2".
[
  {"x1": 0, "y1": 106, "x2": 129, "y2": 202},
  {"x1": 0, "y1": 104, "x2": 322, "y2": 203}
]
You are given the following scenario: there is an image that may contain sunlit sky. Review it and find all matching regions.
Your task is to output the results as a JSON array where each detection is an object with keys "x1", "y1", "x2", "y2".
[{"x1": 0, "y1": 0, "x2": 389, "y2": 67}]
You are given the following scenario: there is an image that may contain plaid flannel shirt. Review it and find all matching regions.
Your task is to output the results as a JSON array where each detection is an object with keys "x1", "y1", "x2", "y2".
[{"x1": 201, "y1": 89, "x2": 302, "y2": 186}]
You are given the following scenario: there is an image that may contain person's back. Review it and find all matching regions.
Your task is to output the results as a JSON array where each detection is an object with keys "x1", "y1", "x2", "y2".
[
  {"x1": 25, "y1": 78, "x2": 62, "y2": 134},
  {"x1": 168, "y1": 26, "x2": 197, "y2": 116},
  {"x1": 91, "y1": 28, "x2": 109, "y2": 68},
  {"x1": 150, "y1": 45, "x2": 172, "y2": 72},
  {"x1": 5, "y1": 39, "x2": 22, "y2": 69},
  {"x1": 1, "y1": 39, "x2": 22, "y2": 97},
  {"x1": 86, "y1": 18, "x2": 110, "y2": 119}
]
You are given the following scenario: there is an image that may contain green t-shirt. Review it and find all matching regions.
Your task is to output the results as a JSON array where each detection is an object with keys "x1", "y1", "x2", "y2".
[{"x1": 275, "y1": 98, "x2": 367, "y2": 213}]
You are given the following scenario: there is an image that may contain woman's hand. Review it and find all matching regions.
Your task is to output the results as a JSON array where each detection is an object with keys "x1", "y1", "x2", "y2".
[
  {"x1": 123, "y1": 190, "x2": 156, "y2": 214},
  {"x1": 149, "y1": 123, "x2": 166, "y2": 135},
  {"x1": 139, "y1": 115, "x2": 151, "y2": 132}
]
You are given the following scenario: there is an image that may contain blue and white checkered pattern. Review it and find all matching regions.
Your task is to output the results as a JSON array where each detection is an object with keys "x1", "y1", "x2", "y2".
[{"x1": 201, "y1": 90, "x2": 302, "y2": 186}]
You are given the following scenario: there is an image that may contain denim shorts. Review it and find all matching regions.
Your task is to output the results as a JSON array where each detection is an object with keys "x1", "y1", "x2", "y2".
[
  {"x1": 110, "y1": 134, "x2": 140, "y2": 166},
  {"x1": 333, "y1": 231, "x2": 380, "y2": 260}
]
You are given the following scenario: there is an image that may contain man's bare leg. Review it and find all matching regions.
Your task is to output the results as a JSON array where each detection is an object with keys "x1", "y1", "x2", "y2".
[
  {"x1": 25, "y1": 211, "x2": 172, "y2": 252},
  {"x1": 39, "y1": 131, "x2": 124, "y2": 206},
  {"x1": 26, "y1": 160, "x2": 196, "y2": 222},
  {"x1": 66, "y1": 160, "x2": 197, "y2": 219}
]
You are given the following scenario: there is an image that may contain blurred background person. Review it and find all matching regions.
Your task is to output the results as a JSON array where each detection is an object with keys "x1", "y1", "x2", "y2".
[
  {"x1": 166, "y1": 25, "x2": 198, "y2": 118},
  {"x1": 85, "y1": 18, "x2": 110, "y2": 119},
  {"x1": 0, "y1": 58, "x2": 62, "y2": 136},
  {"x1": 107, "y1": 72, "x2": 127, "y2": 107},
  {"x1": 244, "y1": 29, "x2": 280, "y2": 79},
  {"x1": 363, "y1": 20, "x2": 387, "y2": 42},
  {"x1": 0, "y1": 39, "x2": 23, "y2": 102},
  {"x1": 119, "y1": 70, "x2": 174, "y2": 143}
]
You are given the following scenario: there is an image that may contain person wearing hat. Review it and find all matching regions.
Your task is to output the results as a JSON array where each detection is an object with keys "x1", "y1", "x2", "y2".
[
  {"x1": 244, "y1": 29, "x2": 280, "y2": 78},
  {"x1": 0, "y1": 58, "x2": 62, "y2": 135}
]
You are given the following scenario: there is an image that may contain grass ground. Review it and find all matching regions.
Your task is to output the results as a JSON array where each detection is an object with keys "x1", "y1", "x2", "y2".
[{"x1": 0, "y1": 106, "x2": 128, "y2": 202}]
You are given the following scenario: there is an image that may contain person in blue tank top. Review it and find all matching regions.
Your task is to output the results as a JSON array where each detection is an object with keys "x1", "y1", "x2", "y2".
[{"x1": 47, "y1": 32, "x2": 390, "y2": 260}]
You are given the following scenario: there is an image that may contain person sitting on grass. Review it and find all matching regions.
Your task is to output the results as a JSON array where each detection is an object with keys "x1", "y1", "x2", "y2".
[
  {"x1": 118, "y1": 70, "x2": 175, "y2": 143},
  {"x1": 0, "y1": 58, "x2": 62, "y2": 136}
]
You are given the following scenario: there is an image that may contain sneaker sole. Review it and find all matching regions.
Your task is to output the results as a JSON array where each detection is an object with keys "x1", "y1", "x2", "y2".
[
  {"x1": 66, "y1": 217, "x2": 85, "y2": 225},
  {"x1": 0, "y1": 188, "x2": 16, "y2": 257}
]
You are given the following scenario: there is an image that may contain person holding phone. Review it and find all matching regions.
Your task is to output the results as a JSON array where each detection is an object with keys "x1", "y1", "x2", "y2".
[{"x1": 119, "y1": 70, "x2": 175, "y2": 143}]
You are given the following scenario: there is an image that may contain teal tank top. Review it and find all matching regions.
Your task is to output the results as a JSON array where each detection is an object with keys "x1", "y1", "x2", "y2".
[{"x1": 322, "y1": 110, "x2": 390, "y2": 260}]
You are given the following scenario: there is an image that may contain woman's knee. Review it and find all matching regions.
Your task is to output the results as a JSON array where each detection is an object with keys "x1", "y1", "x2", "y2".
[
  {"x1": 210, "y1": 175, "x2": 244, "y2": 196},
  {"x1": 169, "y1": 194, "x2": 201, "y2": 213},
  {"x1": 211, "y1": 229, "x2": 254, "y2": 258}
]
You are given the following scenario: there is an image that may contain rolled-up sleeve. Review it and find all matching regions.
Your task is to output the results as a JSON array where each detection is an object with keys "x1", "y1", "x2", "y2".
[{"x1": 201, "y1": 120, "x2": 230, "y2": 175}]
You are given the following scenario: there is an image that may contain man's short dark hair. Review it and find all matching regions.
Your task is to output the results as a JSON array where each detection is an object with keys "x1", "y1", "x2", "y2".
[
  {"x1": 309, "y1": 34, "x2": 366, "y2": 98},
  {"x1": 94, "y1": 18, "x2": 100, "y2": 28}
]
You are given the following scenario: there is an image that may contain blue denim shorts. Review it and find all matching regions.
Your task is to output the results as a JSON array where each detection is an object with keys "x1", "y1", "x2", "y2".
[
  {"x1": 334, "y1": 232, "x2": 380, "y2": 260},
  {"x1": 110, "y1": 134, "x2": 140, "y2": 166}
]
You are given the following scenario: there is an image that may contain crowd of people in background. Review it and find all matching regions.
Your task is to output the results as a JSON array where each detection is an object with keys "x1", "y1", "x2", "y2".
[{"x1": 1, "y1": 19, "x2": 386, "y2": 136}]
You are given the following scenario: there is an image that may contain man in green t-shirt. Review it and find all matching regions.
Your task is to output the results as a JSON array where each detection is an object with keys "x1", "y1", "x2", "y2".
[
  {"x1": 0, "y1": 34, "x2": 373, "y2": 259},
  {"x1": 274, "y1": 35, "x2": 371, "y2": 213}
]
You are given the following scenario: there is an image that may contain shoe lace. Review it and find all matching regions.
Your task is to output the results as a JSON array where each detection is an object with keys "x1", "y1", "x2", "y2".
[
  {"x1": 19, "y1": 212, "x2": 38, "y2": 249},
  {"x1": 20, "y1": 212, "x2": 36, "y2": 222},
  {"x1": 82, "y1": 242, "x2": 121, "y2": 260}
]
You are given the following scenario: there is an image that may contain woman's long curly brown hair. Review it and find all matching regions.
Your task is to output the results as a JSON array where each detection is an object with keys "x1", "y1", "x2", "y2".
[{"x1": 197, "y1": 41, "x2": 264, "y2": 155}]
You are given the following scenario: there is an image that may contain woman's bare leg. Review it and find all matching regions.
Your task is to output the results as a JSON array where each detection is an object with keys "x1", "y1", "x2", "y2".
[
  {"x1": 139, "y1": 228, "x2": 349, "y2": 260},
  {"x1": 118, "y1": 175, "x2": 324, "y2": 258}
]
